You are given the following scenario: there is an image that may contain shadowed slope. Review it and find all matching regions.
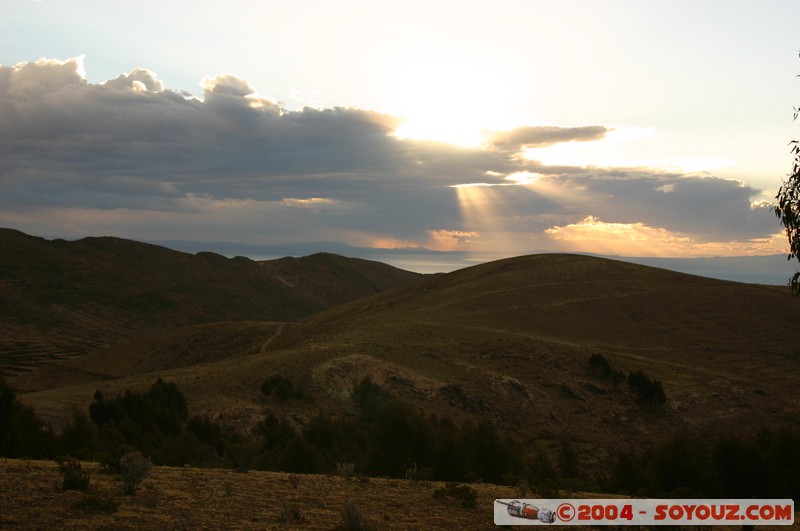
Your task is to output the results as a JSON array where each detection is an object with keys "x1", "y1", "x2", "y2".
[
  {"x1": 308, "y1": 253, "x2": 796, "y2": 355},
  {"x1": 0, "y1": 229, "x2": 424, "y2": 380},
  {"x1": 259, "y1": 252, "x2": 426, "y2": 308},
  {"x1": 19, "y1": 253, "x2": 799, "y2": 463}
]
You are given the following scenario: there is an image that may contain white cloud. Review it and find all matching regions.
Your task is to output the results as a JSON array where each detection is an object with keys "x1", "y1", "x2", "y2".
[
  {"x1": 280, "y1": 197, "x2": 363, "y2": 214},
  {"x1": 201, "y1": 73, "x2": 255, "y2": 98},
  {"x1": 545, "y1": 215, "x2": 785, "y2": 257},
  {"x1": 546, "y1": 215, "x2": 691, "y2": 243},
  {"x1": 103, "y1": 68, "x2": 164, "y2": 93},
  {"x1": 0, "y1": 56, "x2": 86, "y2": 97}
]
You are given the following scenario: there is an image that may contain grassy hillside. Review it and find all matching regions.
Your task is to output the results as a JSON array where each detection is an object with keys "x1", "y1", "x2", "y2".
[
  {"x1": 0, "y1": 459, "x2": 517, "y2": 530},
  {"x1": 0, "y1": 229, "x2": 423, "y2": 383},
  {"x1": 15, "y1": 252, "x2": 799, "y2": 489}
]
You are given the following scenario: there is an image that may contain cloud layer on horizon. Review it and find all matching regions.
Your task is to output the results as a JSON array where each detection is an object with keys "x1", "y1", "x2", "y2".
[{"x1": 0, "y1": 57, "x2": 781, "y2": 256}]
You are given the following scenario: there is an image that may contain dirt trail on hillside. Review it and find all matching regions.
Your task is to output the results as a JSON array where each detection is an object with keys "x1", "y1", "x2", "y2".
[{"x1": 259, "y1": 323, "x2": 286, "y2": 354}]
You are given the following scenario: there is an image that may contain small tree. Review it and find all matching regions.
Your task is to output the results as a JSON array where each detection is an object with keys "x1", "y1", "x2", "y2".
[
  {"x1": 352, "y1": 376, "x2": 389, "y2": 419},
  {"x1": 775, "y1": 146, "x2": 800, "y2": 293},
  {"x1": 774, "y1": 59, "x2": 800, "y2": 294}
]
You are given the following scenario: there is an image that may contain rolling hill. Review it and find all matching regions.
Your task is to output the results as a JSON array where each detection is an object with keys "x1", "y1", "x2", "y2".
[
  {"x1": 10, "y1": 247, "x2": 799, "y2": 483},
  {"x1": 0, "y1": 228, "x2": 423, "y2": 383}
]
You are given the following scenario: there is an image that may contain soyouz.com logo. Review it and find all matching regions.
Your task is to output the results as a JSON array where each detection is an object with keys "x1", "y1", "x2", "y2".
[{"x1": 493, "y1": 499, "x2": 795, "y2": 526}]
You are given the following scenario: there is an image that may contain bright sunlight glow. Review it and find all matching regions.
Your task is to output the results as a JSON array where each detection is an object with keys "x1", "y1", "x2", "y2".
[{"x1": 381, "y1": 45, "x2": 523, "y2": 147}]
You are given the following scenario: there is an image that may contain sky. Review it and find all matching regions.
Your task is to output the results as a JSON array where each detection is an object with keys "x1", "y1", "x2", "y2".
[{"x1": 2, "y1": 0, "x2": 800, "y2": 262}]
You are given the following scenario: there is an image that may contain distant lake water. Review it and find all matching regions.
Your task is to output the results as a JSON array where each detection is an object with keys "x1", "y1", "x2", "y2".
[
  {"x1": 157, "y1": 241, "x2": 796, "y2": 286},
  {"x1": 249, "y1": 251, "x2": 798, "y2": 286}
]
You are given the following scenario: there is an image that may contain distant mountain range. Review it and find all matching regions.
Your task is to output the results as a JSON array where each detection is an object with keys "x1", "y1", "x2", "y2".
[{"x1": 154, "y1": 239, "x2": 798, "y2": 285}]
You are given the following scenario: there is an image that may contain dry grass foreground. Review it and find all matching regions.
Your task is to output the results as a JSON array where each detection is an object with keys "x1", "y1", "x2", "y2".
[
  {"x1": 0, "y1": 459, "x2": 521, "y2": 530},
  {"x1": 4, "y1": 460, "x2": 798, "y2": 530}
]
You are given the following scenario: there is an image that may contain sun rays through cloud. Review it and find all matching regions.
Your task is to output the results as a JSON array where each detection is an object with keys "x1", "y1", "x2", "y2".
[{"x1": 0, "y1": 45, "x2": 787, "y2": 267}]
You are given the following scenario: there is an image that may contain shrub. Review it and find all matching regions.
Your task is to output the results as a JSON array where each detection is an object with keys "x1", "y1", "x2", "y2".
[
  {"x1": 119, "y1": 451, "x2": 152, "y2": 495},
  {"x1": 89, "y1": 379, "x2": 196, "y2": 465},
  {"x1": 335, "y1": 499, "x2": 372, "y2": 531},
  {"x1": 627, "y1": 369, "x2": 666, "y2": 404},
  {"x1": 185, "y1": 415, "x2": 224, "y2": 455},
  {"x1": 432, "y1": 482, "x2": 478, "y2": 509},
  {"x1": 279, "y1": 500, "x2": 306, "y2": 525},
  {"x1": 461, "y1": 421, "x2": 519, "y2": 485},
  {"x1": 589, "y1": 354, "x2": 613, "y2": 378},
  {"x1": 74, "y1": 495, "x2": 118, "y2": 513},
  {"x1": 60, "y1": 409, "x2": 98, "y2": 459},
  {"x1": 57, "y1": 456, "x2": 90, "y2": 491},
  {"x1": 261, "y1": 375, "x2": 303, "y2": 402},
  {"x1": 0, "y1": 375, "x2": 58, "y2": 459},
  {"x1": 612, "y1": 369, "x2": 626, "y2": 387},
  {"x1": 440, "y1": 383, "x2": 484, "y2": 413},
  {"x1": 97, "y1": 442, "x2": 138, "y2": 474},
  {"x1": 367, "y1": 401, "x2": 434, "y2": 477},
  {"x1": 588, "y1": 355, "x2": 626, "y2": 388},
  {"x1": 558, "y1": 441, "x2": 580, "y2": 478},
  {"x1": 606, "y1": 428, "x2": 800, "y2": 498},
  {"x1": 260, "y1": 378, "x2": 274, "y2": 396},
  {"x1": 352, "y1": 377, "x2": 390, "y2": 419},
  {"x1": 279, "y1": 436, "x2": 322, "y2": 473},
  {"x1": 337, "y1": 462, "x2": 355, "y2": 480}
]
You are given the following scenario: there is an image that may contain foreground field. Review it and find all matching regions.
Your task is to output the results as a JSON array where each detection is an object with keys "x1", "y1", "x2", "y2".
[
  {"x1": 4, "y1": 460, "x2": 797, "y2": 530},
  {"x1": 0, "y1": 459, "x2": 518, "y2": 530}
]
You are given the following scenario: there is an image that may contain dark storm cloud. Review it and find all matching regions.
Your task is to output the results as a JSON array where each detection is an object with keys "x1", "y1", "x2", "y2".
[{"x1": 0, "y1": 58, "x2": 777, "y2": 248}]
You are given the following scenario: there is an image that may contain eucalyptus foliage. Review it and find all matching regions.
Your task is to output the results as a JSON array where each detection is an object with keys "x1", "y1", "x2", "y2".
[{"x1": 774, "y1": 91, "x2": 800, "y2": 294}]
